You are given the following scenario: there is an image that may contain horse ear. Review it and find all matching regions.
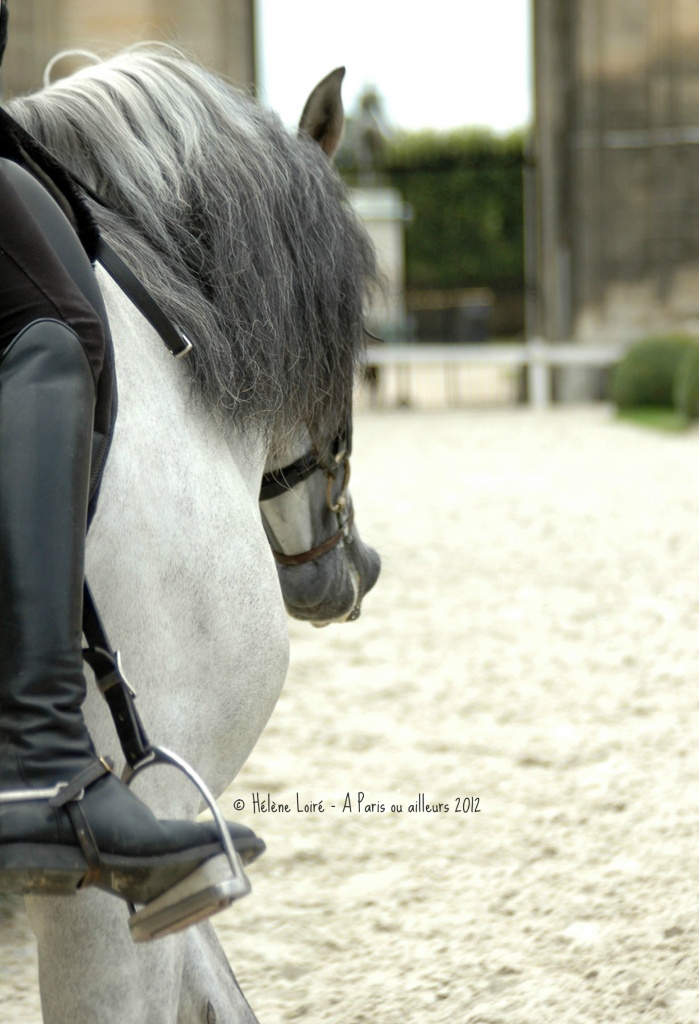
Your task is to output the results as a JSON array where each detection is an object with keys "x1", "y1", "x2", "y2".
[{"x1": 298, "y1": 67, "x2": 346, "y2": 159}]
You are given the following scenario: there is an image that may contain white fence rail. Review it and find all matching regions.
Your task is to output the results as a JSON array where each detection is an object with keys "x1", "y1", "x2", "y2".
[{"x1": 362, "y1": 339, "x2": 625, "y2": 409}]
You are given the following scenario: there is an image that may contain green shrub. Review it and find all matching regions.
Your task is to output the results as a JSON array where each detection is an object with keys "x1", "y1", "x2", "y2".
[
  {"x1": 617, "y1": 408, "x2": 690, "y2": 433},
  {"x1": 674, "y1": 342, "x2": 699, "y2": 420},
  {"x1": 612, "y1": 335, "x2": 697, "y2": 410}
]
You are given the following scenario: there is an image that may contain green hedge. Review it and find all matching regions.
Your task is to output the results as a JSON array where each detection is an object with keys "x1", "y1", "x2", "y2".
[
  {"x1": 611, "y1": 335, "x2": 698, "y2": 410},
  {"x1": 674, "y1": 343, "x2": 699, "y2": 420},
  {"x1": 339, "y1": 128, "x2": 525, "y2": 292}
]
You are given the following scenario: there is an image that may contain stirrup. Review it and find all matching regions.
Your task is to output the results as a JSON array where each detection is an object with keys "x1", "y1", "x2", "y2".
[{"x1": 125, "y1": 746, "x2": 251, "y2": 943}]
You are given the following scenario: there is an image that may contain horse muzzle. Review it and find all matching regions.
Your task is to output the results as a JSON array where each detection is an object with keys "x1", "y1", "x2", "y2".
[{"x1": 276, "y1": 525, "x2": 380, "y2": 625}]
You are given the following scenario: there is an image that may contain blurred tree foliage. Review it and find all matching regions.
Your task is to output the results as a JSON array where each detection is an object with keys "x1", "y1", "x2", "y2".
[{"x1": 338, "y1": 126, "x2": 525, "y2": 292}]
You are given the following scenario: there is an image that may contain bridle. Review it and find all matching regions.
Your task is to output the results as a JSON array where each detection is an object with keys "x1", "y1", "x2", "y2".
[
  {"x1": 258, "y1": 327, "x2": 380, "y2": 562},
  {"x1": 259, "y1": 423, "x2": 354, "y2": 568}
]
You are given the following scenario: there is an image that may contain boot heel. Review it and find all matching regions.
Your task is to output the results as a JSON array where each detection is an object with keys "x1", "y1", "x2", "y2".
[{"x1": 0, "y1": 843, "x2": 88, "y2": 896}]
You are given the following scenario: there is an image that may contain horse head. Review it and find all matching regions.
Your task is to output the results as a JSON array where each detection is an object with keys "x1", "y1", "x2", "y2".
[{"x1": 256, "y1": 69, "x2": 380, "y2": 625}]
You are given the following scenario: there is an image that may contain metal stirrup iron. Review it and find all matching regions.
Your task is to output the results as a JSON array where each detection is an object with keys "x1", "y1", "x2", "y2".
[{"x1": 81, "y1": 580, "x2": 251, "y2": 941}]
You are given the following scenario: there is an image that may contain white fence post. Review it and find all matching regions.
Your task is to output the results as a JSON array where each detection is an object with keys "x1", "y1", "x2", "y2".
[{"x1": 526, "y1": 338, "x2": 551, "y2": 409}]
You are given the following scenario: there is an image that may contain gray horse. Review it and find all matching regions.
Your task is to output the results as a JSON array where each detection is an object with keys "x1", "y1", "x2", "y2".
[{"x1": 7, "y1": 46, "x2": 380, "y2": 1023}]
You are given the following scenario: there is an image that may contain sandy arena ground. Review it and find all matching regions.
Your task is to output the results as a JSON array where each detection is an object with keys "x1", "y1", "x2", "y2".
[{"x1": 2, "y1": 406, "x2": 699, "y2": 1023}]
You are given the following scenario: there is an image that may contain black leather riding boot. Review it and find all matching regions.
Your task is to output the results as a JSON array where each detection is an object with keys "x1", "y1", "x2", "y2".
[
  {"x1": 0, "y1": 321, "x2": 99, "y2": 787},
  {"x1": 0, "y1": 321, "x2": 262, "y2": 902}
]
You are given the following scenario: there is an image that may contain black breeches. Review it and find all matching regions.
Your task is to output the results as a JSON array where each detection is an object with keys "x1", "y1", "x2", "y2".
[{"x1": 0, "y1": 158, "x2": 106, "y2": 380}]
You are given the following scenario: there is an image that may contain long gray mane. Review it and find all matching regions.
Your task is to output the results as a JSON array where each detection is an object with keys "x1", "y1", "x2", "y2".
[{"x1": 8, "y1": 46, "x2": 377, "y2": 445}]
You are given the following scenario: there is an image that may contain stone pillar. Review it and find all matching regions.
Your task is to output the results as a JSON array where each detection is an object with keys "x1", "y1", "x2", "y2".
[
  {"x1": 532, "y1": 0, "x2": 574, "y2": 346},
  {"x1": 533, "y1": 0, "x2": 699, "y2": 400},
  {"x1": 1, "y1": 0, "x2": 255, "y2": 97}
]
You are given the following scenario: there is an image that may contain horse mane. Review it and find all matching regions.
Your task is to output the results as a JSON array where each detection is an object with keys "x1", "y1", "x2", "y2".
[{"x1": 7, "y1": 45, "x2": 378, "y2": 445}]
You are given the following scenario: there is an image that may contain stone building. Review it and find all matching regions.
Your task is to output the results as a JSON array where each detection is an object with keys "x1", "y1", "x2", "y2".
[
  {"x1": 0, "y1": 0, "x2": 256, "y2": 97},
  {"x1": 531, "y1": 0, "x2": 699, "y2": 361}
]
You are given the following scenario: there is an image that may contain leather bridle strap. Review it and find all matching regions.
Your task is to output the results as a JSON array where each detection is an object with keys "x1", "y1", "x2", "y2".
[
  {"x1": 271, "y1": 509, "x2": 354, "y2": 567},
  {"x1": 259, "y1": 450, "x2": 321, "y2": 502}
]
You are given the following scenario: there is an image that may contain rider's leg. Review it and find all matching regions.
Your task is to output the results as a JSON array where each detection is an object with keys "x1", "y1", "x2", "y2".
[{"x1": 0, "y1": 163, "x2": 261, "y2": 903}]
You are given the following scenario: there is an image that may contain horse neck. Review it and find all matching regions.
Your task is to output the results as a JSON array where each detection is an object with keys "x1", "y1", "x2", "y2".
[{"x1": 85, "y1": 269, "x2": 288, "y2": 791}]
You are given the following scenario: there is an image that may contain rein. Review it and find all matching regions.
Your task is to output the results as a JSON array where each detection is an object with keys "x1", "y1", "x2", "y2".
[
  {"x1": 53, "y1": 160, "x2": 194, "y2": 360},
  {"x1": 95, "y1": 238, "x2": 192, "y2": 359}
]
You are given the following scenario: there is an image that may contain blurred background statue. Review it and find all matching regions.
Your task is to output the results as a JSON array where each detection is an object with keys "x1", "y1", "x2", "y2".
[{"x1": 355, "y1": 86, "x2": 389, "y2": 183}]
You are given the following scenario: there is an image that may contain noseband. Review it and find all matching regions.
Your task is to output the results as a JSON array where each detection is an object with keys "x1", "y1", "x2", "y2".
[{"x1": 259, "y1": 429, "x2": 354, "y2": 567}]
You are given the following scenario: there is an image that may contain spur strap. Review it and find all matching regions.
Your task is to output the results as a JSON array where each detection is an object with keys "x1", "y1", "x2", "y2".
[
  {"x1": 48, "y1": 759, "x2": 114, "y2": 889},
  {"x1": 65, "y1": 800, "x2": 103, "y2": 888},
  {"x1": 48, "y1": 757, "x2": 113, "y2": 808},
  {"x1": 0, "y1": 757, "x2": 112, "y2": 807}
]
